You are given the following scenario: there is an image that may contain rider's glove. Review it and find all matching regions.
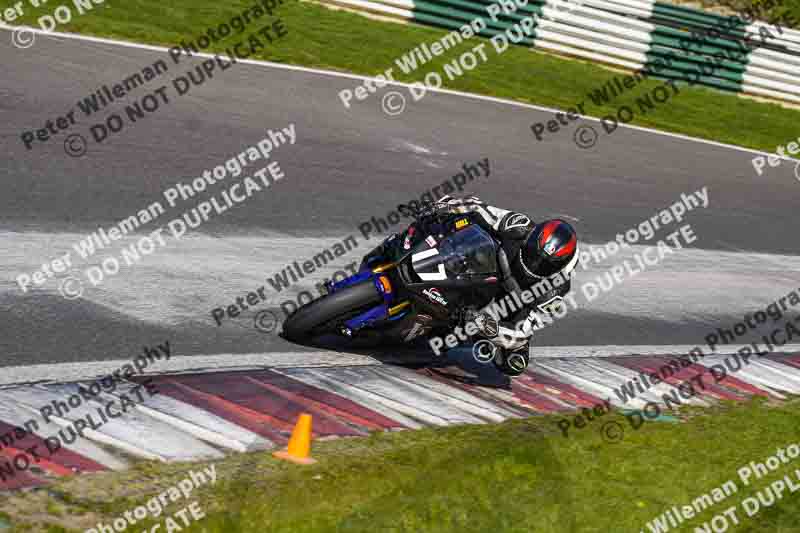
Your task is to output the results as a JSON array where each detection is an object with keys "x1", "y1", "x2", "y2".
[
  {"x1": 464, "y1": 310, "x2": 499, "y2": 339},
  {"x1": 420, "y1": 195, "x2": 462, "y2": 218}
]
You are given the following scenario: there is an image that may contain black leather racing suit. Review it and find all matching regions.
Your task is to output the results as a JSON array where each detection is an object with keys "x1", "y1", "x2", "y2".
[
  {"x1": 429, "y1": 196, "x2": 577, "y2": 356},
  {"x1": 362, "y1": 196, "x2": 578, "y2": 369}
]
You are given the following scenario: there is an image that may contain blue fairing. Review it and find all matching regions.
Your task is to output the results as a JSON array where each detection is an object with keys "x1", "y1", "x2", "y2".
[
  {"x1": 330, "y1": 269, "x2": 372, "y2": 292},
  {"x1": 345, "y1": 304, "x2": 389, "y2": 330},
  {"x1": 333, "y1": 267, "x2": 398, "y2": 332}
]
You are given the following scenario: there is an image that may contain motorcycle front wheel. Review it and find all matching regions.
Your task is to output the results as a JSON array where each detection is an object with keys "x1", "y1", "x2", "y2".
[{"x1": 281, "y1": 280, "x2": 383, "y2": 342}]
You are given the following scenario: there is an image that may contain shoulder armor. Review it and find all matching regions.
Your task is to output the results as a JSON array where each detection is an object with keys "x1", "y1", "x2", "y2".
[{"x1": 499, "y1": 212, "x2": 534, "y2": 239}]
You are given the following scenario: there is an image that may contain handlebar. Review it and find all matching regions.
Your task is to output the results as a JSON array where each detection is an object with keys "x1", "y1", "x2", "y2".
[{"x1": 398, "y1": 201, "x2": 450, "y2": 224}]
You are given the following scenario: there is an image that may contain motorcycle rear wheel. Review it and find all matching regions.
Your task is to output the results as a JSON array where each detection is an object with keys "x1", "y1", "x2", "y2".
[{"x1": 281, "y1": 280, "x2": 383, "y2": 342}]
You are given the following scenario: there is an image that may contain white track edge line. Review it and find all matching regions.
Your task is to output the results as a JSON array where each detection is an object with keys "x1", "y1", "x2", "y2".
[
  {"x1": 2, "y1": 24, "x2": 799, "y2": 161},
  {"x1": 2, "y1": 345, "x2": 798, "y2": 386}
]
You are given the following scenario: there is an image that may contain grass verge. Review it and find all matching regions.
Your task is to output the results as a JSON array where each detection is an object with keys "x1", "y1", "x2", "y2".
[
  {"x1": 7, "y1": 0, "x2": 800, "y2": 152},
  {"x1": 694, "y1": 0, "x2": 800, "y2": 30},
  {"x1": 2, "y1": 397, "x2": 799, "y2": 532}
]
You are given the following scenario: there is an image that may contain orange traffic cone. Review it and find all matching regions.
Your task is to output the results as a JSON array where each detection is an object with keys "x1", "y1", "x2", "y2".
[{"x1": 273, "y1": 413, "x2": 317, "y2": 464}]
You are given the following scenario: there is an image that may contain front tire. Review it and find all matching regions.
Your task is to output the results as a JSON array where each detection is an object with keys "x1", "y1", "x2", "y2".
[{"x1": 282, "y1": 281, "x2": 383, "y2": 342}]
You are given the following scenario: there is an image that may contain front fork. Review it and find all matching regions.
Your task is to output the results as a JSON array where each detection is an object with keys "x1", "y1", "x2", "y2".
[{"x1": 325, "y1": 256, "x2": 411, "y2": 336}]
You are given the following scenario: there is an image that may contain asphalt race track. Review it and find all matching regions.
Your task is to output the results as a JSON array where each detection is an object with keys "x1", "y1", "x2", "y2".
[
  {"x1": 3, "y1": 30, "x2": 800, "y2": 369},
  {"x1": 3, "y1": 25, "x2": 800, "y2": 494}
]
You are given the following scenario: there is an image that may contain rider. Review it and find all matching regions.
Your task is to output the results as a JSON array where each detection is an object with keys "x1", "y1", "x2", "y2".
[{"x1": 363, "y1": 195, "x2": 579, "y2": 377}]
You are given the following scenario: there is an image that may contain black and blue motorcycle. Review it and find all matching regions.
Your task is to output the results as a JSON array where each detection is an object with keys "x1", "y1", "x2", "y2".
[{"x1": 281, "y1": 202, "x2": 506, "y2": 354}]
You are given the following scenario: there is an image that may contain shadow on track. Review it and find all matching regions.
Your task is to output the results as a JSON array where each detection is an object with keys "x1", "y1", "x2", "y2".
[{"x1": 283, "y1": 333, "x2": 514, "y2": 388}]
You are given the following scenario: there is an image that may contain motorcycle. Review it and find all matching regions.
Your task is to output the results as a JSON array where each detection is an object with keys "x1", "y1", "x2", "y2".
[{"x1": 281, "y1": 202, "x2": 514, "y2": 369}]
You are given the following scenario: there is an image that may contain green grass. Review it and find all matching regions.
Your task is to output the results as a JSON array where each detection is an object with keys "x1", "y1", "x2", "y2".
[
  {"x1": 697, "y1": 0, "x2": 800, "y2": 29},
  {"x1": 200, "y1": 399, "x2": 800, "y2": 533},
  {"x1": 3, "y1": 398, "x2": 800, "y2": 532},
  {"x1": 8, "y1": 0, "x2": 800, "y2": 152}
]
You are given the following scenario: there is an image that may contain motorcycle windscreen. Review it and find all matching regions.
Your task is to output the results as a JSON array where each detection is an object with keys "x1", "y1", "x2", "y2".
[{"x1": 411, "y1": 225, "x2": 499, "y2": 281}]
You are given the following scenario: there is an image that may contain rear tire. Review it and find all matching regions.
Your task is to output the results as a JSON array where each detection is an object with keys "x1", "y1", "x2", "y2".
[{"x1": 282, "y1": 281, "x2": 383, "y2": 342}]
